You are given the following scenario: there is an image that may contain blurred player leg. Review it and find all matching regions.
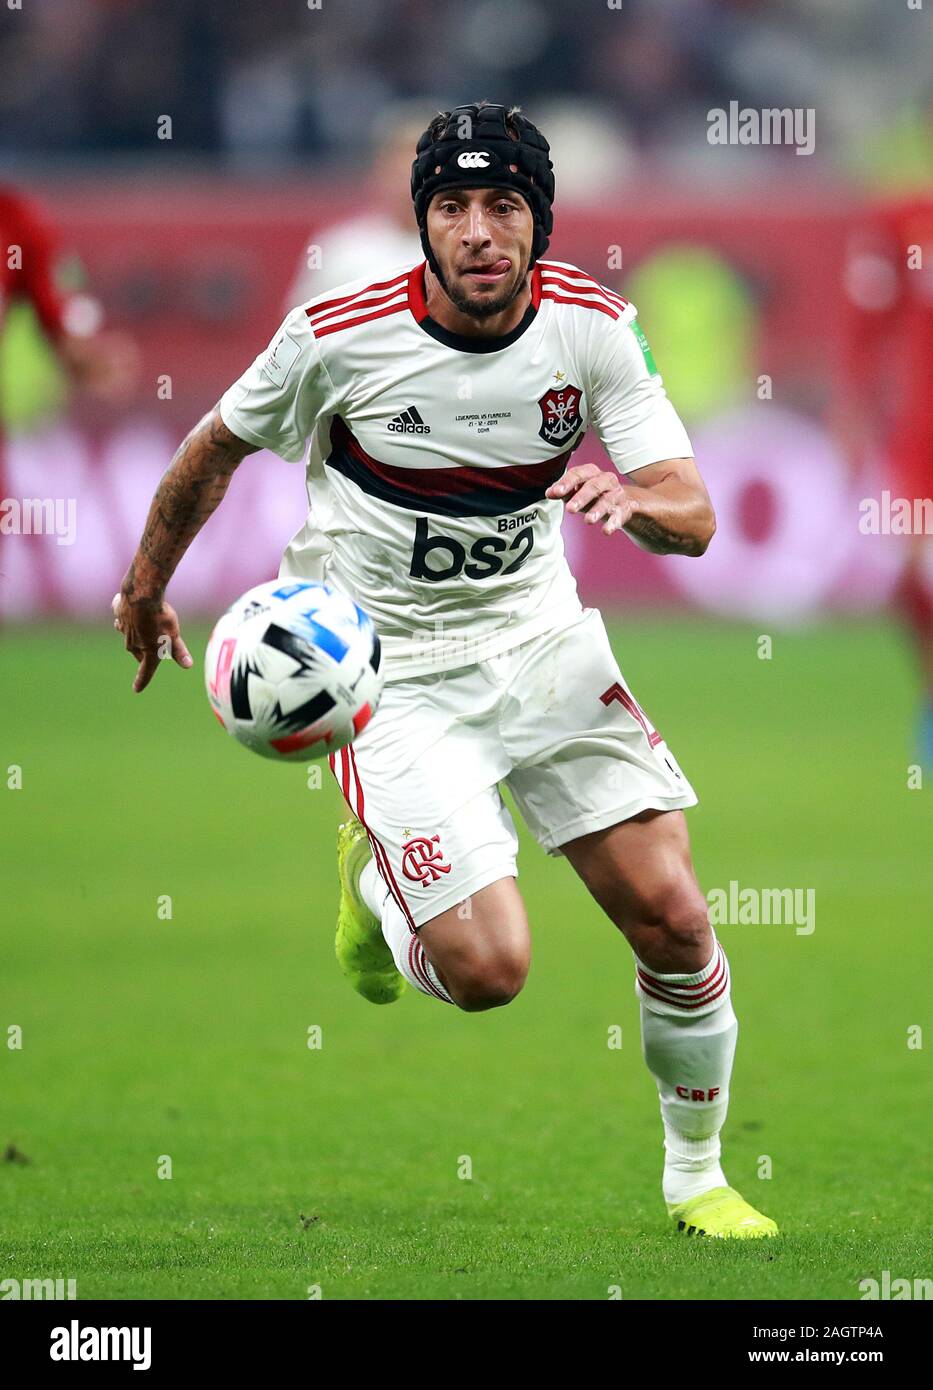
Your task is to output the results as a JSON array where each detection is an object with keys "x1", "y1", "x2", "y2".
[
  {"x1": 886, "y1": 425, "x2": 933, "y2": 764},
  {"x1": 892, "y1": 533, "x2": 933, "y2": 765}
]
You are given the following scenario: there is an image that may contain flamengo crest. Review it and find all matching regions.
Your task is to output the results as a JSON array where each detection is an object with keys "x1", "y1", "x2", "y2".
[
  {"x1": 537, "y1": 383, "x2": 583, "y2": 445},
  {"x1": 401, "y1": 833, "x2": 451, "y2": 885}
]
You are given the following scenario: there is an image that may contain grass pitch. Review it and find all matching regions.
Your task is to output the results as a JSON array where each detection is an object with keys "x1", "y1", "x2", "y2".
[{"x1": 2, "y1": 616, "x2": 930, "y2": 1299}]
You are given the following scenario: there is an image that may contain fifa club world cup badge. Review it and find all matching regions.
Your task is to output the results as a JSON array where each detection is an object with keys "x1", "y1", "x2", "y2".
[
  {"x1": 401, "y1": 834, "x2": 451, "y2": 885},
  {"x1": 537, "y1": 383, "x2": 583, "y2": 445}
]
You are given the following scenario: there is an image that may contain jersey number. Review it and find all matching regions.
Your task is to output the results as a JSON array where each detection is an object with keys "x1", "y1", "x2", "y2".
[{"x1": 409, "y1": 516, "x2": 534, "y2": 583}]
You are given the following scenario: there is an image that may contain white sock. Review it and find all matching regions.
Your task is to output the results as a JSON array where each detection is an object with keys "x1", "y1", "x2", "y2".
[
  {"x1": 360, "y1": 851, "x2": 453, "y2": 1004},
  {"x1": 381, "y1": 895, "x2": 454, "y2": 1004},
  {"x1": 359, "y1": 855, "x2": 387, "y2": 919},
  {"x1": 634, "y1": 938, "x2": 737, "y2": 1206}
]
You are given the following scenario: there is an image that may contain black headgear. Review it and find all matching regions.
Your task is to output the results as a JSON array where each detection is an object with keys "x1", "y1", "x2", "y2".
[{"x1": 411, "y1": 102, "x2": 555, "y2": 277}]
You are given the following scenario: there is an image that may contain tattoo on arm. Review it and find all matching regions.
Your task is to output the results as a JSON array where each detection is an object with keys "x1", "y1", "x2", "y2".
[
  {"x1": 122, "y1": 408, "x2": 259, "y2": 603},
  {"x1": 623, "y1": 511, "x2": 704, "y2": 556}
]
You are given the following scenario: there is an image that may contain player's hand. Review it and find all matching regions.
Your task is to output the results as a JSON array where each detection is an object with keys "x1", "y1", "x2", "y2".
[
  {"x1": 111, "y1": 592, "x2": 193, "y2": 693},
  {"x1": 60, "y1": 330, "x2": 140, "y2": 403},
  {"x1": 546, "y1": 464, "x2": 636, "y2": 535}
]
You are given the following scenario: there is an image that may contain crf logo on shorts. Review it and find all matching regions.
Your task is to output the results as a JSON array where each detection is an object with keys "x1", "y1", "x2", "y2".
[{"x1": 402, "y1": 834, "x2": 452, "y2": 885}]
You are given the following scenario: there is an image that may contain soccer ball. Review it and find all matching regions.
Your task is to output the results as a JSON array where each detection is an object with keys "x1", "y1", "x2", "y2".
[{"x1": 205, "y1": 579, "x2": 383, "y2": 761}]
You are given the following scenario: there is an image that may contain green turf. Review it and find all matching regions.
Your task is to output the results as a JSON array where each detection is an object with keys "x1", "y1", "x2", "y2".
[{"x1": 2, "y1": 617, "x2": 930, "y2": 1300}]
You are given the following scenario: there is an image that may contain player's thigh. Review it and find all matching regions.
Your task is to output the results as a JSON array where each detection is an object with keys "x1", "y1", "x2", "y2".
[
  {"x1": 503, "y1": 607, "x2": 697, "y2": 855},
  {"x1": 560, "y1": 808, "x2": 710, "y2": 970},
  {"x1": 501, "y1": 609, "x2": 708, "y2": 968}
]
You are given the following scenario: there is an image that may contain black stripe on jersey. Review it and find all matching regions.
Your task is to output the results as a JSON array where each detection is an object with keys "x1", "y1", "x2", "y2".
[{"x1": 324, "y1": 416, "x2": 578, "y2": 519}]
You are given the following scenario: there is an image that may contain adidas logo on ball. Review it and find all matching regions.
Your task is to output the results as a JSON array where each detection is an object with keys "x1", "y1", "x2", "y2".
[{"x1": 388, "y1": 407, "x2": 431, "y2": 434}]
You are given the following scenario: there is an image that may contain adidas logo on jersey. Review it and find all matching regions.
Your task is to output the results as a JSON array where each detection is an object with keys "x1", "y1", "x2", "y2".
[{"x1": 388, "y1": 407, "x2": 431, "y2": 434}]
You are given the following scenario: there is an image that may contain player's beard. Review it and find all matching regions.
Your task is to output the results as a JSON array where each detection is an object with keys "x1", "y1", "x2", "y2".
[{"x1": 436, "y1": 255, "x2": 529, "y2": 321}]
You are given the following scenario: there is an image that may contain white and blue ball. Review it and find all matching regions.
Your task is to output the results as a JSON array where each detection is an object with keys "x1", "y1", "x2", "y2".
[{"x1": 205, "y1": 579, "x2": 383, "y2": 761}]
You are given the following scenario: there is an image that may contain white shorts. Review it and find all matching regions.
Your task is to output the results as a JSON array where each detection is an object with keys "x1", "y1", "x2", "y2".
[{"x1": 328, "y1": 607, "x2": 697, "y2": 929}]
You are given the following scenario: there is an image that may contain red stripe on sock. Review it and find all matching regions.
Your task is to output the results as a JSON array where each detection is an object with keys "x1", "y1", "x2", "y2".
[
  {"x1": 407, "y1": 934, "x2": 447, "y2": 1002},
  {"x1": 637, "y1": 949, "x2": 729, "y2": 1010},
  {"x1": 638, "y1": 974, "x2": 730, "y2": 1011}
]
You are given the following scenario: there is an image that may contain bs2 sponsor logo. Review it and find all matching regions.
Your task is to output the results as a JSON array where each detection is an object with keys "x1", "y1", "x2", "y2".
[{"x1": 409, "y1": 516, "x2": 534, "y2": 582}]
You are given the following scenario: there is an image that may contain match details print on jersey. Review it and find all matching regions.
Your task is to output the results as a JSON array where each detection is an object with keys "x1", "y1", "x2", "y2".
[{"x1": 219, "y1": 259, "x2": 692, "y2": 678}]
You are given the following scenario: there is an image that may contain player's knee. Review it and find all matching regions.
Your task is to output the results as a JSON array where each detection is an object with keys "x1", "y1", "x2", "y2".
[
  {"x1": 631, "y1": 879, "x2": 710, "y2": 954},
  {"x1": 448, "y1": 948, "x2": 529, "y2": 1013}
]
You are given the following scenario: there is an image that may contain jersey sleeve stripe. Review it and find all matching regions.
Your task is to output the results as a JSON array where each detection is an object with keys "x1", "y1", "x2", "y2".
[
  {"x1": 311, "y1": 297, "x2": 410, "y2": 340},
  {"x1": 540, "y1": 266, "x2": 629, "y2": 311},
  {"x1": 304, "y1": 271, "x2": 412, "y2": 325},
  {"x1": 539, "y1": 258, "x2": 629, "y2": 297},
  {"x1": 540, "y1": 288, "x2": 620, "y2": 318}
]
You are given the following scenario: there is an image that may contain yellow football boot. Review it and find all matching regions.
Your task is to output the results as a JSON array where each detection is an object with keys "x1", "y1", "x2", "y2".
[
  {"x1": 335, "y1": 818, "x2": 406, "y2": 1004},
  {"x1": 668, "y1": 1186, "x2": 779, "y2": 1239}
]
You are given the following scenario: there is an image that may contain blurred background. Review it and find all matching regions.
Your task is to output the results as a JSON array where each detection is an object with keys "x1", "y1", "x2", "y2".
[{"x1": 1, "y1": 0, "x2": 930, "y2": 631}]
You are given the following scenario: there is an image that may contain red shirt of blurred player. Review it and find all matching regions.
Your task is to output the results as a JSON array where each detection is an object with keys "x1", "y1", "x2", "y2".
[
  {"x1": 0, "y1": 186, "x2": 69, "y2": 353},
  {"x1": 841, "y1": 194, "x2": 933, "y2": 497},
  {"x1": 0, "y1": 186, "x2": 137, "y2": 470}
]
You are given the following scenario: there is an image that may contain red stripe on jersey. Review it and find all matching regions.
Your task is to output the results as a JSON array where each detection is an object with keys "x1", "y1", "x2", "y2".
[
  {"x1": 305, "y1": 271, "x2": 411, "y2": 326},
  {"x1": 331, "y1": 415, "x2": 575, "y2": 502},
  {"x1": 311, "y1": 297, "x2": 409, "y2": 340},
  {"x1": 540, "y1": 288, "x2": 620, "y2": 318},
  {"x1": 540, "y1": 263, "x2": 629, "y2": 303},
  {"x1": 530, "y1": 262, "x2": 542, "y2": 309},
  {"x1": 407, "y1": 261, "x2": 429, "y2": 322},
  {"x1": 539, "y1": 263, "x2": 629, "y2": 311}
]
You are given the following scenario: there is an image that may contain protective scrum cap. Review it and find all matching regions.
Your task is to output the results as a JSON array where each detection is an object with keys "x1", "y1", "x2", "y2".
[{"x1": 411, "y1": 102, "x2": 555, "y2": 276}]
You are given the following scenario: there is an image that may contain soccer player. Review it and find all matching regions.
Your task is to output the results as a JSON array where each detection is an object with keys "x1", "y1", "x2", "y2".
[
  {"x1": 0, "y1": 183, "x2": 137, "y2": 415},
  {"x1": 839, "y1": 189, "x2": 933, "y2": 764},
  {"x1": 113, "y1": 102, "x2": 777, "y2": 1240}
]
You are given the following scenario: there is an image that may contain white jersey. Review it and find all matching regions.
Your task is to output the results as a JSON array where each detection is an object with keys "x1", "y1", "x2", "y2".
[{"x1": 219, "y1": 258, "x2": 692, "y2": 680}]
